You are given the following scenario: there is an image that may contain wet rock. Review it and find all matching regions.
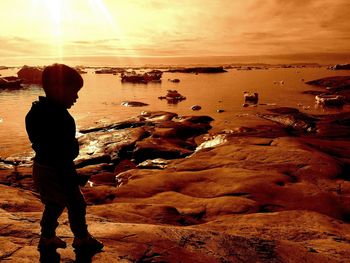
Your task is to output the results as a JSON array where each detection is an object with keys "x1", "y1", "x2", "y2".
[
  {"x1": 137, "y1": 158, "x2": 170, "y2": 169},
  {"x1": 315, "y1": 94, "x2": 345, "y2": 107},
  {"x1": 1, "y1": 155, "x2": 34, "y2": 165},
  {"x1": 139, "y1": 111, "x2": 178, "y2": 122},
  {"x1": 243, "y1": 103, "x2": 257, "y2": 107},
  {"x1": 158, "y1": 90, "x2": 186, "y2": 104},
  {"x1": 244, "y1": 92, "x2": 259, "y2": 104},
  {"x1": 257, "y1": 107, "x2": 317, "y2": 133},
  {"x1": 175, "y1": 115, "x2": 214, "y2": 124},
  {"x1": 76, "y1": 127, "x2": 147, "y2": 166},
  {"x1": 76, "y1": 111, "x2": 213, "y2": 169},
  {"x1": 0, "y1": 161, "x2": 14, "y2": 170},
  {"x1": 191, "y1": 105, "x2": 202, "y2": 111},
  {"x1": 151, "y1": 127, "x2": 180, "y2": 138},
  {"x1": 133, "y1": 137, "x2": 195, "y2": 162},
  {"x1": 196, "y1": 134, "x2": 228, "y2": 151},
  {"x1": 115, "y1": 170, "x2": 144, "y2": 187},
  {"x1": 121, "y1": 101, "x2": 149, "y2": 107},
  {"x1": 79, "y1": 119, "x2": 147, "y2": 133},
  {"x1": 268, "y1": 107, "x2": 301, "y2": 115},
  {"x1": 154, "y1": 120, "x2": 212, "y2": 138}
]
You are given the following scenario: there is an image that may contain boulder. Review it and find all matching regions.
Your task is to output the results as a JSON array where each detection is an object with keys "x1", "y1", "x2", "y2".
[
  {"x1": 121, "y1": 101, "x2": 149, "y2": 107},
  {"x1": 17, "y1": 66, "x2": 43, "y2": 84},
  {"x1": 244, "y1": 92, "x2": 259, "y2": 104},
  {"x1": 0, "y1": 76, "x2": 22, "y2": 89},
  {"x1": 158, "y1": 90, "x2": 186, "y2": 104},
  {"x1": 133, "y1": 137, "x2": 195, "y2": 162},
  {"x1": 191, "y1": 105, "x2": 202, "y2": 111},
  {"x1": 328, "y1": 64, "x2": 350, "y2": 70}
]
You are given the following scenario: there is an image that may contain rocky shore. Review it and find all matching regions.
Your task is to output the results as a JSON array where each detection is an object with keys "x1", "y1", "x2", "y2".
[
  {"x1": 1, "y1": 75, "x2": 350, "y2": 261},
  {"x1": 1, "y1": 106, "x2": 350, "y2": 262}
]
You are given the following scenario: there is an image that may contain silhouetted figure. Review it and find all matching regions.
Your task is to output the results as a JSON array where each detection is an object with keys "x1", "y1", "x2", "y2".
[
  {"x1": 25, "y1": 64, "x2": 103, "y2": 259},
  {"x1": 39, "y1": 249, "x2": 60, "y2": 263}
]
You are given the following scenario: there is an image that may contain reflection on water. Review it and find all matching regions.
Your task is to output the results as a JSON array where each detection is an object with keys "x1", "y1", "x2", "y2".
[{"x1": 0, "y1": 67, "x2": 349, "y2": 157}]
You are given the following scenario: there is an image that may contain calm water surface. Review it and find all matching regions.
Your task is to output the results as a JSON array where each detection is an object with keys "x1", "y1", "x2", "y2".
[{"x1": 0, "y1": 67, "x2": 349, "y2": 157}]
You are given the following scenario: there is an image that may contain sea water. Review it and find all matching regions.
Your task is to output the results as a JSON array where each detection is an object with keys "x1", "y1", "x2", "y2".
[{"x1": 0, "y1": 66, "x2": 349, "y2": 157}]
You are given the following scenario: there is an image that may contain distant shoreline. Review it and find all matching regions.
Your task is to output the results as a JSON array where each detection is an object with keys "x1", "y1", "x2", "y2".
[{"x1": 1, "y1": 53, "x2": 349, "y2": 67}]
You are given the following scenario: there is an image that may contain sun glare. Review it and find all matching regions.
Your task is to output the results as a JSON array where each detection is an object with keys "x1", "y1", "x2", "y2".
[
  {"x1": 87, "y1": 0, "x2": 140, "y2": 61},
  {"x1": 46, "y1": 0, "x2": 63, "y2": 59},
  {"x1": 29, "y1": 0, "x2": 66, "y2": 58},
  {"x1": 27, "y1": 0, "x2": 139, "y2": 61}
]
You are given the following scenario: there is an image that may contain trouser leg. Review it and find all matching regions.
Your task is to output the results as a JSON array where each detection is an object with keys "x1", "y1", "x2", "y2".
[
  {"x1": 66, "y1": 186, "x2": 89, "y2": 238},
  {"x1": 41, "y1": 203, "x2": 65, "y2": 238}
]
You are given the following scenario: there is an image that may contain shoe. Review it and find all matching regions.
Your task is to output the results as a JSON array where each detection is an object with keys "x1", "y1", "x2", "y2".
[
  {"x1": 72, "y1": 234, "x2": 104, "y2": 251},
  {"x1": 38, "y1": 236, "x2": 67, "y2": 251}
]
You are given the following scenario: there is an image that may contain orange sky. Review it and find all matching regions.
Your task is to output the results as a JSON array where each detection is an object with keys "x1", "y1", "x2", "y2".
[{"x1": 0, "y1": 0, "x2": 349, "y2": 64}]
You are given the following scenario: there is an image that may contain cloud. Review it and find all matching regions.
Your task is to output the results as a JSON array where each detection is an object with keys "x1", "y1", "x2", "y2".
[
  {"x1": 71, "y1": 39, "x2": 121, "y2": 45},
  {"x1": 0, "y1": 0, "x2": 349, "y2": 59},
  {"x1": 0, "y1": 37, "x2": 38, "y2": 56}
]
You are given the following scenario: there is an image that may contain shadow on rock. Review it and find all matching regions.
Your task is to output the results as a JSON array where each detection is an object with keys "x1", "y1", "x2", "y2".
[
  {"x1": 75, "y1": 248, "x2": 103, "y2": 263},
  {"x1": 39, "y1": 249, "x2": 60, "y2": 263}
]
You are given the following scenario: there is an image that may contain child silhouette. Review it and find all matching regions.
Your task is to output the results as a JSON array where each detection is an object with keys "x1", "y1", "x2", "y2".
[{"x1": 25, "y1": 64, "x2": 103, "y2": 252}]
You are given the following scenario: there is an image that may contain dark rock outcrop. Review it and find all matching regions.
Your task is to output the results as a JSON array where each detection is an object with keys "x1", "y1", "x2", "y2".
[
  {"x1": 0, "y1": 76, "x2": 22, "y2": 89},
  {"x1": 121, "y1": 71, "x2": 162, "y2": 84},
  {"x1": 167, "y1": 66, "x2": 227, "y2": 74},
  {"x1": 257, "y1": 107, "x2": 318, "y2": 133},
  {"x1": 305, "y1": 76, "x2": 350, "y2": 104},
  {"x1": 17, "y1": 66, "x2": 43, "y2": 84},
  {"x1": 306, "y1": 76, "x2": 350, "y2": 90},
  {"x1": 328, "y1": 64, "x2": 350, "y2": 70}
]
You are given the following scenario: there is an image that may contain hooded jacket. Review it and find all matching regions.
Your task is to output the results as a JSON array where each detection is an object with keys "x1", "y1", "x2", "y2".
[{"x1": 25, "y1": 96, "x2": 79, "y2": 167}]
